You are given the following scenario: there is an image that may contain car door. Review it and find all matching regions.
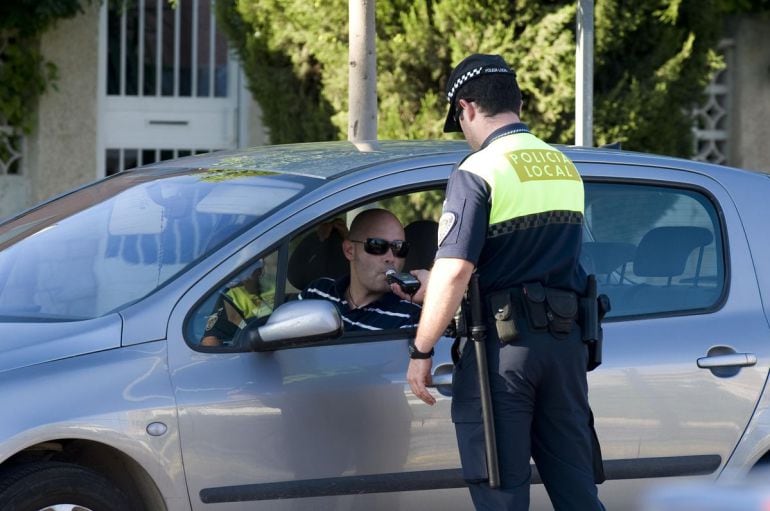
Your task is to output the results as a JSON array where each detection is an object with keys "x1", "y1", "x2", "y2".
[
  {"x1": 166, "y1": 164, "x2": 473, "y2": 510},
  {"x1": 576, "y1": 163, "x2": 770, "y2": 509}
]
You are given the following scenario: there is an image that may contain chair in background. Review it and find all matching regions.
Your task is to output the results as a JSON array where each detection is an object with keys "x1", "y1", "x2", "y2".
[
  {"x1": 581, "y1": 241, "x2": 636, "y2": 284},
  {"x1": 633, "y1": 226, "x2": 714, "y2": 287}
]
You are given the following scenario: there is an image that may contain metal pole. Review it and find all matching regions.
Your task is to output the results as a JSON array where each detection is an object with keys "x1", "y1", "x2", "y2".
[
  {"x1": 576, "y1": 0, "x2": 594, "y2": 147},
  {"x1": 348, "y1": 0, "x2": 378, "y2": 142}
]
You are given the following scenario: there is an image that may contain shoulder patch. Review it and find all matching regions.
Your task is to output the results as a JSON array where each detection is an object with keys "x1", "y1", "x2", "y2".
[
  {"x1": 205, "y1": 311, "x2": 220, "y2": 332},
  {"x1": 437, "y1": 212, "x2": 456, "y2": 247}
]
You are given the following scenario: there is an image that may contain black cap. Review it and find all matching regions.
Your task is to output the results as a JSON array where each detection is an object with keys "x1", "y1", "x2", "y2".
[{"x1": 443, "y1": 54, "x2": 515, "y2": 133}]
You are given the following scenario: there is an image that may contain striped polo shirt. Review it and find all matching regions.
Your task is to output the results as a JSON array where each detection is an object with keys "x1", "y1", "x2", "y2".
[{"x1": 299, "y1": 275, "x2": 421, "y2": 331}]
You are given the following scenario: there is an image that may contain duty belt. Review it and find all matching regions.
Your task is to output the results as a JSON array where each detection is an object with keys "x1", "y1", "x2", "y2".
[{"x1": 486, "y1": 283, "x2": 579, "y2": 343}]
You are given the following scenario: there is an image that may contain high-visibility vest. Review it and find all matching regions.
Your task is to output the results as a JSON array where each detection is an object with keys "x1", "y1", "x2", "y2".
[
  {"x1": 459, "y1": 132, "x2": 584, "y2": 235},
  {"x1": 225, "y1": 286, "x2": 273, "y2": 319}
]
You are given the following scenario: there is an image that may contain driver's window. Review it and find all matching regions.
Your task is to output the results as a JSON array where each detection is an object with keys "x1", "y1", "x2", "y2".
[
  {"x1": 188, "y1": 252, "x2": 278, "y2": 348},
  {"x1": 185, "y1": 188, "x2": 443, "y2": 350}
]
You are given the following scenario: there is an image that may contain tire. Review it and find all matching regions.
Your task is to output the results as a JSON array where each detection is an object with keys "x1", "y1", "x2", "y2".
[{"x1": 0, "y1": 462, "x2": 131, "y2": 511}]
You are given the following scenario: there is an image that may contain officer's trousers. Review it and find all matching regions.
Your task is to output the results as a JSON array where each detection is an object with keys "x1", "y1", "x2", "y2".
[{"x1": 451, "y1": 309, "x2": 604, "y2": 511}]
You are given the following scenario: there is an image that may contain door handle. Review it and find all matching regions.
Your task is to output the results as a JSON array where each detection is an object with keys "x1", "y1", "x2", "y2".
[
  {"x1": 427, "y1": 372, "x2": 453, "y2": 387},
  {"x1": 427, "y1": 363, "x2": 454, "y2": 389},
  {"x1": 697, "y1": 353, "x2": 757, "y2": 369}
]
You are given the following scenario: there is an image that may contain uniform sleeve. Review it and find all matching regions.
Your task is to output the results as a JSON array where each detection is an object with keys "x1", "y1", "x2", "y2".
[
  {"x1": 203, "y1": 294, "x2": 239, "y2": 341},
  {"x1": 435, "y1": 166, "x2": 490, "y2": 264}
]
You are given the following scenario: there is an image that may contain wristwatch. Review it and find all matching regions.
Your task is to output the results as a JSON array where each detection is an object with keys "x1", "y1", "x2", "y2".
[{"x1": 408, "y1": 339, "x2": 434, "y2": 359}]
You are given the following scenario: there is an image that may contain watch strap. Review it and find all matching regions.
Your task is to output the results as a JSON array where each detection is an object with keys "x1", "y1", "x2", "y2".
[{"x1": 409, "y1": 339, "x2": 434, "y2": 359}]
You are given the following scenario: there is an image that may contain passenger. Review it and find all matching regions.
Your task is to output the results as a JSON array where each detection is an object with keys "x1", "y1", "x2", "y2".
[
  {"x1": 200, "y1": 260, "x2": 273, "y2": 346},
  {"x1": 300, "y1": 208, "x2": 424, "y2": 331}
]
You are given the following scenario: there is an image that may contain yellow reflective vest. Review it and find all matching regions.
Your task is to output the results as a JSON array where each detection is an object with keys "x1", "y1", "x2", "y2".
[{"x1": 458, "y1": 132, "x2": 585, "y2": 231}]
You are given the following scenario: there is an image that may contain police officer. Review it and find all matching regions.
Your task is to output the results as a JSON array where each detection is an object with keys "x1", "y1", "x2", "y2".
[
  {"x1": 406, "y1": 54, "x2": 604, "y2": 510},
  {"x1": 201, "y1": 260, "x2": 273, "y2": 346}
]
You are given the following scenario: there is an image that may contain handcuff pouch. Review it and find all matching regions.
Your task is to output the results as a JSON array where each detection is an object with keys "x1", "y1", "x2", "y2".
[
  {"x1": 545, "y1": 288, "x2": 578, "y2": 338},
  {"x1": 522, "y1": 282, "x2": 548, "y2": 330}
]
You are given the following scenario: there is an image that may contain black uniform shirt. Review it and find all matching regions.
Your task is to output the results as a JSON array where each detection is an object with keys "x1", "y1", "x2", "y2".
[{"x1": 436, "y1": 123, "x2": 586, "y2": 294}]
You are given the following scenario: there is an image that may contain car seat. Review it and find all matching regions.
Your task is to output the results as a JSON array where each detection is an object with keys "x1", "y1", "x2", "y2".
[
  {"x1": 403, "y1": 220, "x2": 439, "y2": 271},
  {"x1": 287, "y1": 227, "x2": 348, "y2": 294},
  {"x1": 581, "y1": 241, "x2": 636, "y2": 283},
  {"x1": 627, "y1": 226, "x2": 716, "y2": 314},
  {"x1": 633, "y1": 226, "x2": 713, "y2": 286}
]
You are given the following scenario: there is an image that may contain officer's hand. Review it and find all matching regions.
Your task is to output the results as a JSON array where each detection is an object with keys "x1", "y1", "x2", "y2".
[
  {"x1": 390, "y1": 269, "x2": 430, "y2": 304},
  {"x1": 407, "y1": 358, "x2": 436, "y2": 405}
]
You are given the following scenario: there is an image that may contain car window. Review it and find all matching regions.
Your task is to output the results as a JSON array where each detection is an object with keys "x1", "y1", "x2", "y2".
[
  {"x1": 188, "y1": 253, "x2": 279, "y2": 348},
  {"x1": 0, "y1": 169, "x2": 315, "y2": 321},
  {"x1": 583, "y1": 182, "x2": 725, "y2": 318},
  {"x1": 185, "y1": 188, "x2": 442, "y2": 350}
]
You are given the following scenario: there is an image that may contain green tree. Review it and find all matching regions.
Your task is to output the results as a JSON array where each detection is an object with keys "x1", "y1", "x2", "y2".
[{"x1": 216, "y1": 0, "x2": 760, "y2": 156}]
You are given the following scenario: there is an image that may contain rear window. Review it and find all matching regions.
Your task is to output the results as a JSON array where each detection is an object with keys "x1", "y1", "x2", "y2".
[
  {"x1": 0, "y1": 168, "x2": 317, "y2": 321},
  {"x1": 583, "y1": 182, "x2": 725, "y2": 318}
]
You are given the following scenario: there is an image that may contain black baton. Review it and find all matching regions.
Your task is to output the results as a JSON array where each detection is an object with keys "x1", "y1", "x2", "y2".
[{"x1": 468, "y1": 273, "x2": 500, "y2": 488}]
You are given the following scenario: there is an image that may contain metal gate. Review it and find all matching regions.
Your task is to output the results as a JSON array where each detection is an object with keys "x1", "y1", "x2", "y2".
[{"x1": 98, "y1": 0, "x2": 242, "y2": 176}]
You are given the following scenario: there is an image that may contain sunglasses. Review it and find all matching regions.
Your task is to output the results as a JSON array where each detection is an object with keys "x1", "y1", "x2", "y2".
[{"x1": 350, "y1": 238, "x2": 410, "y2": 258}]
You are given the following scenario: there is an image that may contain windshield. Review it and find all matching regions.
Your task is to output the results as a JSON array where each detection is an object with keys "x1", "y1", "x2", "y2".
[{"x1": 0, "y1": 167, "x2": 317, "y2": 321}]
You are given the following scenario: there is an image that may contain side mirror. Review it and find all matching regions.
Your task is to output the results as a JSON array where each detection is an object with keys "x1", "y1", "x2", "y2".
[{"x1": 242, "y1": 299, "x2": 343, "y2": 351}]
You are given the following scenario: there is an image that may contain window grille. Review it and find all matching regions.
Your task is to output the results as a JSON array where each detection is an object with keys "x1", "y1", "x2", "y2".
[
  {"x1": 692, "y1": 39, "x2": 734, "y2": 165},
  {"x1": 0, "y1": 127, "x2": 23, "y2": 175},
  {"x1": 107, "y1": 0, "x2": 229, "y2": 98},
  {"x1": 105, "y1": 147, "x2": 219, "y2": 175}
]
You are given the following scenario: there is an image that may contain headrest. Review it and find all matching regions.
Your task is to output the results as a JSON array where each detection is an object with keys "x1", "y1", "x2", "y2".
[
  {"x1": 403, "y1": 220, "x2": 438, "y2": 271},
  {"x1": 634, "y1": 226, "x2": 713, "y2": 277},
  {"x1": 287, "y1": 228, "x2": 348, "y2": 291},
  {"x1": 581, "y1": 242, "x2": 635, "y2": 275}
]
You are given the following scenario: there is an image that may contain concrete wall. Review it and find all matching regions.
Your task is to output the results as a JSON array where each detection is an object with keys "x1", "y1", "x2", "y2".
[
  {"x1": 728, "y1": 16, "x2": 770, "y2": 172},
  {"x1": 26, "y1": 3, "x2": 100, "y2": 208}
]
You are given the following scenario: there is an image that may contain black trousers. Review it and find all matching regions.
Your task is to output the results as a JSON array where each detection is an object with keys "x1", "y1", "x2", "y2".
[{"x1": 451, "y1": 307, "x2": 605, "y2": 511}]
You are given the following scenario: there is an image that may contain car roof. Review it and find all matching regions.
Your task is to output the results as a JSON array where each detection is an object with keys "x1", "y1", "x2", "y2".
[
  {"x1": 139, "y1": 140, "x2": 471, "y2": 180},
  {"x1": 137, "y1": 138, "x2": 769, "y2": 185}
]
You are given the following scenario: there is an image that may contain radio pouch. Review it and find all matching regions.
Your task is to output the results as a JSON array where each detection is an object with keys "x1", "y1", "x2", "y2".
[
  {"x1": 545, "y1": 288, "x2": 578, "y2": 338},
  {"x1": 522, "y1": 282, "x2": 548, "y2": 330},
  {"x1": 490, "y1": 292, "x2": 519, "y2": 344}
]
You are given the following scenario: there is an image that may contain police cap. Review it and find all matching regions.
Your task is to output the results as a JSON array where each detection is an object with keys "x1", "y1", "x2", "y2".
[{"x1": 443, "y1": 53, "x2": 515, "y2": 133}]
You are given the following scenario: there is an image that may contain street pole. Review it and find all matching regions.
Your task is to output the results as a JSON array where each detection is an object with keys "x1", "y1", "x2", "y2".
[
  {"x1": 348, "y1": 0, "x2": 377, "y2": 143},
  {"x1": 576, "y1": 0, "x2": 594, "y2": 147}
]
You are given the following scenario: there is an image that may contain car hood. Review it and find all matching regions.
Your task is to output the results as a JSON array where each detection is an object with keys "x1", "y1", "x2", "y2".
[{"x1": 0, "y1": 314, "x2": 123, "y2": 374}]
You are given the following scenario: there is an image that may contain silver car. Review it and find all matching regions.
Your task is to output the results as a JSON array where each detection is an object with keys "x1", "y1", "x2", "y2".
[{"x1": 0, "y1": 141, "x2": 768, "y2": 510}]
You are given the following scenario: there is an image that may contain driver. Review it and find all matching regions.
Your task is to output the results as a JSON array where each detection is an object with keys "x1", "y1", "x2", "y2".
[{"x1": 299, "y1": 208, "x2": 424, "y2": 331}]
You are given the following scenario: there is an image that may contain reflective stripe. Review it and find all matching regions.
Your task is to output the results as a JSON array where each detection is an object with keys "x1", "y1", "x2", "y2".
[
  {"x1": 225, "y1": 287, "x2": 272, "y2": 319},
  {"x1": 488, "y1": 210, "x2": 583, "y2": 238},
  {"x1": 459, "y1": 132, "x2": 584, "y2": 226}
]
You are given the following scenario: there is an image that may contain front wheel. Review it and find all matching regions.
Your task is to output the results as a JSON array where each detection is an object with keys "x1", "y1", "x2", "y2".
[{"x1": 0, "y1": 462, "x2": 131, "y2": 511}]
